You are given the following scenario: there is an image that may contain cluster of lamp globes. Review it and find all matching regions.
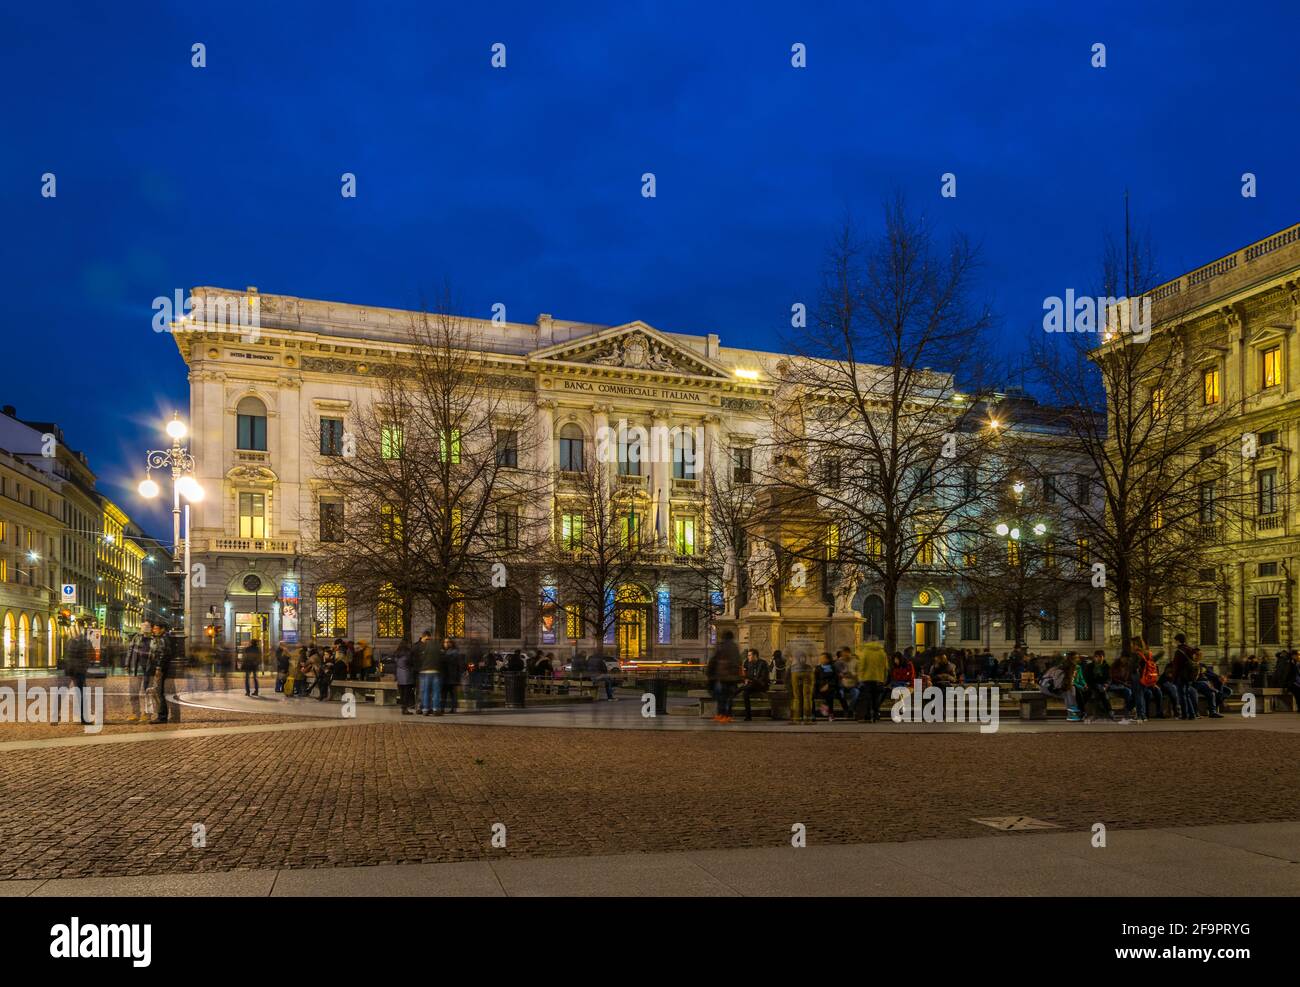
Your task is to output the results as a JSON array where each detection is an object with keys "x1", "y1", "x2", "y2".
[
  {"x1": 136, "y1": 416, "x2": 204, "y2": 503},
  {"x1": 995, "y1": 480, "x2": 1047, "y2": 540}
]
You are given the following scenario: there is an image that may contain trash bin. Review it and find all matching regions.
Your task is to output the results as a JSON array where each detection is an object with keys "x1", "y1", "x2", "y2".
[
  {"x1": 503, "y1": 670, "x2": 526, "y2": 708},
  {"x1": 642, "y1": 674, "x2": 669, "y2": 716}
]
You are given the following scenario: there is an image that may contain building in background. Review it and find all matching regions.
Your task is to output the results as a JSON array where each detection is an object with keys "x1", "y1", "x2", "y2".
[{"x1": 0, "y1": 447, "x2": 62, "y2": 666}]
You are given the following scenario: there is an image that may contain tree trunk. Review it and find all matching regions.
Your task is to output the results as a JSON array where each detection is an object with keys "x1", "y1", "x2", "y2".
[{"x1": 883, "y1": 580, "x2": 899, "y2": 654}]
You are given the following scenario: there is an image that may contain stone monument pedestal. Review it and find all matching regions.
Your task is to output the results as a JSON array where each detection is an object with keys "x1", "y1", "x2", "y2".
[{"x1": 827, "y1": 611, "x2": 864, "y2": 653}]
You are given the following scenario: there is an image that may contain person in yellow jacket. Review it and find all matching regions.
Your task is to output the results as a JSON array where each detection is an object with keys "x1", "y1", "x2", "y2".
[{"x1": 853, "y1": 637, "x2": 890, "y2": 722}]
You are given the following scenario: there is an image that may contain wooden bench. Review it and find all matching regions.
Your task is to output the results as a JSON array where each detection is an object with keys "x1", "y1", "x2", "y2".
[
  {"x1": 329, "y1": 679, "x2": 399, "y2": 706},
  {"x1": 687, "y1": 687, "x2": 790, "y2": 719}
]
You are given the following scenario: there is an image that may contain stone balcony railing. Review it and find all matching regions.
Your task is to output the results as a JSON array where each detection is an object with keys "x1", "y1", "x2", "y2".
[
  {"x1": 1147, "y1": 222, "x2": 1300, "y2": 323},
  {"x1": 235, "y1": 450, "x2": 270, "y2": 465},
  {"x1": 208, "y1": 537, "x2": 298, "y2": 554},
  {"x1": 671, "y1": 477, "x2": 700, "y2": 494},
  {"x1": 1254, "y1": 512, "x2": 1286, "y2": 536}
]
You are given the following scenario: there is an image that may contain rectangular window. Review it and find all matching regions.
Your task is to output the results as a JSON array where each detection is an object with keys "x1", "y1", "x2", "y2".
[
  {"x1": 1199, "y1": 444, "x2": 1215, "y2": 461},
  {"x1": 495, "y1": 430, "x2": 519, "y2": 468},
  {"x1": 1074, "y1": 601, "x2": 1093, "y2": 641},
  {"x1": 673, "y1": 516, "x2": 697, "y2": 556},
  {"x1": 620, "y1": 510, "x2": 641, "y2": 547},
  {"x1": 963, "y1": 467, "x2": 978, "y2": 501},
  {"x1": 377, "y1": 586, "x2": 404, "y2": 639},
  {"x1": 1260, "y1": 428, "x2": 1279, "y2": 446},
  {"x1": 439, "y1": 429, "x2": 461, "y2": 464},
  {"x1": 865, "y1": 532, "x2": 882, "y2": 560},
  {"x1": 1258, "y1": 596, "x2": 1280, "y2": 645},
  {"x1": 1007, "y1": 539, "x2": 1020, "y2": 566},
  {"x1": 1145, "y1": 607, "x2": 1164, "y2": 648},
  {"x1": 565, "y1": 604, "x2": 583, "y2": 640},
  {"x1": 237, "y1": 414, "x2": 267, "y2": 451},
  {"x1": 1199, "y1": 481, "x2": 1216, "y2": 524},
  {"x1": 560, "y1": 512, "x2": 584, "y2": 550},
  {"x1": 619, "y1": 429, "x2": 642, "y2": 476},
  {"x1": 960, "y1": 605, "x2": 980, "y2": 641},
  {"x1": 1004, "y1": 611, "x2": 1015, "y2": 642},
  {"x1": 319, "y1": 499, "x2": 344, "y2": 543},
  {"x1": 1150, "y1": 387, "x2": 1165, "y2": 420},
  {"x1": 1042, "y1": 540, "x2": 1057, "y2": 569},
  {"x1": 732, "y1": 447, "x2": 752, "y2": 484},
  {"x1": 1076, "y1": 537, "x2": 1089, "y2": 566},
  {"x1": 1076, "y1": 474, "x2": 1090, "y2": 502},
  {"x1": 1258, "y1": 468, "x2": 1277, "y2": 515},
  {"x1": 381, "y1": 504, "x2": 403, "y2": 544},
  {"x1": 1198, "y1": 601, "x2": 1218, "y2": 646},
  {"x1": 917, "y1": 530, "x2": 936, "y2": 566},
  {"x1": 381, "y1": 425, "x2": 404, "y2": 460},
  {"x1": 319, "y1": 418, "x2": 344, "y2": 456},
  {"x1": 1039, "y1": 606, "x2": 1059, "y2": 641},
  {"x1": 559, "y1": 434, "x2": 583, "y2": 472},
  {"x1": 823, "y1": 458, "x2": 841, "y2": 489},
  {"x1": 1262, "y1": 346, "x2": 1281, "y2": 389},
  {"x1": 1203, "y1": 368, "x2": 1221, "y2": 405},
  {"x1": 681, "y1": 606, "x2": 701, "y2": 640},
  {"x1": 825, "y1": 523, "x2": 840, "y2": 560},
  {"x1": 238, "y1": 492, "x2": 266, "y2": 539},
  {"x1": 497, "y1": 510, "x2": 519, "y2": 549},
  {"x1": 1259, "y1": 561, "x2": 1278, "y2": 577},
  {"x1": 1043, "y1": 475, "x2": 1056, "y2": 504}
]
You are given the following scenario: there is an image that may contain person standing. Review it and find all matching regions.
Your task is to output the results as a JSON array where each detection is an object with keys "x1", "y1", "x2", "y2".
[
  {"x1": 853, "y1": 636, "x2": 889, "y2": 722},
  {"x1": 706, "y1": 630, "x2": 742, "y2": 722},
  {"x1": 274, "y1": 643, "x2": 290, "y2": 693},
  {"x1": 787, "y1": 650, "x2": 814, "y2": 724},
  {"x1": 241, "y1": 639, "x2": 261, "y2": 696},
  {"x1": 126, "y1": 626, "x2": 151, "y2": 722},
  {"x1": 147, "y1": 622, "x2": 171, "y2": 724},
  {"x1": 417, "y1": 631, "x2": 442, "y2": 715},
  {"x1": 439, "y1": 637, "x2": 464, "y2": 714},
  {"x1": 58, "y1": 629, "x2": 92, "y2": 726},
  {"x1": 735, "y1": 648, "x2": 770, "y2": 721},
  {"x1": 394, "y1": 641, "x2": 416, "y2": 714},
  {"x1": 1171, "y1": 633, "x2": 1199, "y2": 720}
]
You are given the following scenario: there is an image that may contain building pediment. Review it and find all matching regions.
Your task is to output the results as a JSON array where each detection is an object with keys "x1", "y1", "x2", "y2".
[{"x1": 529, "y1": 322, "x2": 731, "y2": 380}]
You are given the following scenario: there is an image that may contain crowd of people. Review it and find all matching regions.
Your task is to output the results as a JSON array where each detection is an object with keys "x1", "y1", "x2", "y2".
[{"x1": 702, "y1": 629, "x2": 1300, "y2": 724}]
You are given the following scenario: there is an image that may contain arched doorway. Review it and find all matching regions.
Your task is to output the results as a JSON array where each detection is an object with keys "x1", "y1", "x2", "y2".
[
  {"x1": 1, "y1": 612, "x2": 13, "y2": 667},
  {"x1": 862, "y1": 594, "x2": 885, "y2": 640},
  {"x1": 910, "y1": 588, "x2": 946, "y2": 649},
  {"x1": 31, "y1": 615, "x2": 46, "y2": 667},
  {"x1": 17, "y1": 614, "x2": 29, "y2": 666},
  {"x1": 615, "y1": 583, "x2": 652, "y2": 659}
]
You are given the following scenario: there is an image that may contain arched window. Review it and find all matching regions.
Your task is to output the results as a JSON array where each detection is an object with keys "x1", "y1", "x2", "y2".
[
  {"x1": 673, "y1": 427, "x2": 697, "y2": 480},
  {"x1": 376, "y1": 583, "x2": 403, "y2": 640},
  {"x1": 1074, "y1": 598, "x2": 1093, "y2": 641},
  {"x1": 236, "y1": 396, "x2": 268, "y2": 451},
  {"x1": 619, "y1": 425, "x2": 643, "y2": 476},
  {"x1": 493, "y1": 588, "x2": 522, "y2": 639},
  {"x1": 863, "y1": 594, "x2": 885, "y2": 640},
  {"x1": 316, "y1": 583, "x2": 347, "y2": 639},
  {"x1": 558, "y1": 423, "x2": 584, "y2": 472}
]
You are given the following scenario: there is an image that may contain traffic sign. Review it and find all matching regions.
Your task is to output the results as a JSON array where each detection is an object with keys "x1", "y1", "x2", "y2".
[{"x1": 61, "y1": 584, "x2": 77, "y2": 604}]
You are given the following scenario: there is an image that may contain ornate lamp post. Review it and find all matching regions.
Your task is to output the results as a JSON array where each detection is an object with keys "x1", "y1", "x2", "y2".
[{"x1": 138, "y1": 413, "x2": 203, "y2": 650}]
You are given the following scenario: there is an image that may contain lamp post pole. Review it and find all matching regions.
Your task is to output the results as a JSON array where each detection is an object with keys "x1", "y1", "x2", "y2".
[{"x1": 141, "y1": 413, "x2": 199, "y2": 653}]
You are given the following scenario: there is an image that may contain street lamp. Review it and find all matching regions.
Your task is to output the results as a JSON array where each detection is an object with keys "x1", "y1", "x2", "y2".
[{"x1": 138, "y1": 412, "x2": 201, "y2": 651}]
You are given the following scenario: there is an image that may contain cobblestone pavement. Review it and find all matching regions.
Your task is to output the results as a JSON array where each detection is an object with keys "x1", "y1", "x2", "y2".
[
  {"x1": 0, "y1": 675, "x2": 288, "y2": 742},
  {"x1": 0, "y1": 718, "x2": 1297, "y2": 880}
]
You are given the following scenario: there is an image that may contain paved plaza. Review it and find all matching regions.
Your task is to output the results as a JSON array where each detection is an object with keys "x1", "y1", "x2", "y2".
[{"x1": 0, "y1": 676, "x2": 1297, "y2": 893}]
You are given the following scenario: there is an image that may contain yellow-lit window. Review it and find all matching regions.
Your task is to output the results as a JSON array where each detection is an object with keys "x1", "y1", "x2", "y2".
[
  {"x1": 1043, "y1": 540, "x2": 1056, "y2": 569},
  {"x1": 1007, "y1": 540, "x2": 1021, "y2": 566},
  {"x1": 381, "y1": 425, "x2": 404, "y2": 460},
  {"x1": 565, "y1": 604, "x2": 583, "y2": 639},
  {"x1": 447, "y1": 597, "x2": 465, "y2": 637},
  {"x1": 620, "y1": 510, "x2": 641, "y2": 547},
  {"x1": 0, "y1": 521, "x2": 6, "y2": 542},
  {"x1": 1151, "y1": 387, "x2": 1165, "y2": 420},
  {"x1": 560, "y1": 512, "x2": 584, "y2": 550},
  {"x1": 316, "y1": 583, "x2": 348, "y2": 638},
  {"x1": 1203, "y1": 368, "x2": 1221, "y2": 406},
  {"x1": 865, "y1": 532, "x2": 882, "y2": 560},
  {"x1": 439, "y1": 429, "x2": 461, "y2": 464},
  {"x1": 825, "y1": 523, "x2": 840, "y2": 560},
  {"x1": 917, "y1": 531, "x2": 935, "y2": 566},
  {"x1": 238, "y1": 492, "x2": 266, "y2": 539},
  {"x1": 451, "y1": 506, "x2": 462, "y2": 545},
  {"x1": 0, "y1": 560, "x2": 6, "y2": 582},
  {"x1": 1263, "y1": 347, "x2": 1281, "y2": 389},
  {"x1": 381, "y1": 504, "x2": 403, "y2": 544},
  {"x1": 673, "y1": 516, "x2": 697, "y2": 556},
  {"x1": 1077, "y1": 537, "x2": 1089, "y2": 565},
  {"x1": 377, "y1": 584, "x2": 404, "y2": 639},
  {"x1": 1151, "y1": 502, "x2": 1164, "y2": 529}
]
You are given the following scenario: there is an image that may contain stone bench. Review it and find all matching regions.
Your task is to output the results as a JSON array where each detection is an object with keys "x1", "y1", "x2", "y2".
[
  {"x1": 687, "y1": 687, "x2": 789, "y2": 719},
  {"x1": 329, "y1": 679, "x2": 399, "y2": 706}
]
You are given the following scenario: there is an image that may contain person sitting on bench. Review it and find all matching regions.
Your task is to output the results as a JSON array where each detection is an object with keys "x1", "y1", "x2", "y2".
[{"x1": 736, "y1": 648, "x2": 770, "y2": 721}]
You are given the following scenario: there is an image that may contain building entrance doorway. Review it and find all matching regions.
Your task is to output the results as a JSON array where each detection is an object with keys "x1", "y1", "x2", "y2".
[
  {"x1": 235, "y1": 611, "x2": 268, "y2": 648},
  {"x1": 615, "y1": 584, "x2": 652, "y2": 660}
]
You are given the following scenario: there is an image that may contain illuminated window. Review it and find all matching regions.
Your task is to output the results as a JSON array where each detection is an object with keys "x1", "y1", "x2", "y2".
[
  {"x1": 1150, "y1": 387, "x2": 1165, "y2": 420},
  {"x1": 865, "y1": 532, "x2": 882, "y2": 560},
  {"x1": 439, "y1": 429, "x2": 461, "y2": 463},
  {"x1": 560, "y1": 512, "x2": 584, "y2": 550},
  {"x1": 673, "y1": 429, "x2": 697, "y2": 480},
  {"x1": 381, "y1": 504, "x2": 403, "y2": 543},
  {"x1": 565, "y1": 604, "x2": 583, "y2": 639},
  {"x1": 559, "y1": 424, "x2": 584, "y2": 472},
  {"x1": 619, "y1": 427, "x2": 642, "y2": 476},
  {"x1": 238, "y1": 492, "x2": 266, "y2": 539},
  {"x1": 1262, "y1": 347, "x2": 1281, "y2": 389},
  {"x1": 447, "y1": 596, "x2": 465, "y2": 637},
  {"x1": 825, "y1": 523, "x2": 840, "y2": 560},
  {"x1": 1043, "y1": 540, "x2": 1056, "y2": 569},
  {"x1": 376, "y1": 584, "x2": 403, "y2": 639},
  {"x1": 621, "y1": 510, "x2": 641, "y2": 547},
  {"x1": 917, "y1": 530, "x2": 936, "y2": 566},
  {"x1": 497, "y1": 510, "x2": 519, "y2": 549},
  {"x1": 672, "y1": 516, "x2": 697, "y2": 556},
  {"x1": 1077, "y1": 537, "x2": 1089, "y2": 565},
  {"x1": 381, "y1": 424, "x2": 404, "y2": 460},
  {"x1": 1202, "y1": 368, "x2": 1221, "y2": 406},
  {"x1": 315, "y1": 583, "x2": 347, "y2": 638},
  {"x1": 1006, "y1": 540, "x2": 1020, "y2": 566},
  {"x1": 319, "y1": 499, "x2": 344, "y2": 543},
  {"x1": 1151, "y1": 502, "x2": 1164, "y2": 529}
]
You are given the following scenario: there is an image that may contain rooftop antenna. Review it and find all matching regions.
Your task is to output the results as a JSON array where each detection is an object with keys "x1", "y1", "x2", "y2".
[{"x1": 1124, "y1": 188, "x2": 1132, "y2": 298}]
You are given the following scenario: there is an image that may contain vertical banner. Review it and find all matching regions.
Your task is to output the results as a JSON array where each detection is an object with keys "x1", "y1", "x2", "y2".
[{"x1": 541, "y1": 584, "x2": 557, "y2": 645}]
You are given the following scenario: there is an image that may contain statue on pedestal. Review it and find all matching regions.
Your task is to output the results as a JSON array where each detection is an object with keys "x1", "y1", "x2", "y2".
[
  {"x1": 747, "y1": 540, "x2": 778, "y2": 613},
  {"x1": 833, "y1": 564, "x2": 865, "y2": 615},
  {"x1": 722, "y1": 546, "x2": 739, "y2": 617}
]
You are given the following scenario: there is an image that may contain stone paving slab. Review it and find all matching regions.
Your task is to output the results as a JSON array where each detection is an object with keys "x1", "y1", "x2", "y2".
[{"x1": 3, "y1": 822, "x2": 1295, "y2": 896}]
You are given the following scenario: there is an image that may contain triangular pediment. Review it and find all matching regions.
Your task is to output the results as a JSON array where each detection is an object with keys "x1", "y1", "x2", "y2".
[{"x1": 529, "y1": 322, "x2": 731, "y2": 379}]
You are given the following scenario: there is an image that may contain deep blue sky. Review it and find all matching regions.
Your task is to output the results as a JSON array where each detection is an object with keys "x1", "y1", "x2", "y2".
[{"x1": 3, "y1": 0, "x2": 1297, "y2": 536}]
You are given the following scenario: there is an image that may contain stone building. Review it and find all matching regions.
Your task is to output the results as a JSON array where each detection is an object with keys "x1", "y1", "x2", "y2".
[{"x1": 171, "y1": 286, "x2": 1100, "y2": 659}]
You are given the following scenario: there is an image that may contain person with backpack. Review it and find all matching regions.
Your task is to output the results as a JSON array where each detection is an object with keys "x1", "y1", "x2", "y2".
[
  {"x1": 1040, "y1": 654, "x2": 1081, "y2": 720},
  {"x1": 1130, "y1": 636, "x2": 1160, "y2": 720},
  {"x1": 1192, "y1": 660, "x2": 1228, "y2": 718},
  {"x1": 735, "y1": 648, "x2": 770, "y2": 721}
]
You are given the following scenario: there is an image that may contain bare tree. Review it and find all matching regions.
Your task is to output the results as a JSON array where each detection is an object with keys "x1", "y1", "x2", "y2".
[
  {"x1": 1031, "y1": 226, "x2": 1249, "y2": 652},
  {"x1": 771, "y1": 199, "x2": 998, "y2": 652},
  {"x1": 302, "y1": 302, "x2": 546, "y2": 643}
]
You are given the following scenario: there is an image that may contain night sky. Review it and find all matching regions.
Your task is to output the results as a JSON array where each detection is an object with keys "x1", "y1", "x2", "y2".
[{"x1": 3, "y1": 0, "x2": 1297, "y2": 536}]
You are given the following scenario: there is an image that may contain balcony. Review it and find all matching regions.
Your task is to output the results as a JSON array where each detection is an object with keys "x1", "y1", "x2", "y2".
[
  {"x1": 1198, "y1": 523, "x2": 1223, "y2": 543},
  {"x1": 1255, "y1": 512, "x2": 1286, "y2": 537},
  {"x1": 671, "y1": 477, "x2": 700, "y2": 494},
  {"x1": 616, "y1": 473, "x2": 647, "y2": 490},
  {"x1": 235, "y1": 450, "x2": 270, "y2": 465},
  {"x1": 208, "y1": 537, "x2": 298, "y2": 554}
]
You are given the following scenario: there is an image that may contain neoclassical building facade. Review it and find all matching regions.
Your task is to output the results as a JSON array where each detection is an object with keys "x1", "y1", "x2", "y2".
[{"x1": 172, "y1": 287, "x2": 1100, "y2": 660}]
